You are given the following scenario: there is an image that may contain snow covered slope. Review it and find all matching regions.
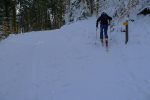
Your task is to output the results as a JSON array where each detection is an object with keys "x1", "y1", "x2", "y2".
[{"x1": 0, "y1": 15, "x2": 150, "y2": 100}]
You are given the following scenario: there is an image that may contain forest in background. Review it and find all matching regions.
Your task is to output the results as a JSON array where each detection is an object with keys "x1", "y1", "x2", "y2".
[{"x1": 0, "y1": 0, "x2": 149, "y2": 35}]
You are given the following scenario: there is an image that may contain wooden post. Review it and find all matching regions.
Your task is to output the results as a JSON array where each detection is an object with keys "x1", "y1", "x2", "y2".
[
  {"x1": 123, "y1": 21, "x2": 129, "y2": 44},
  {"x1": 125, "y1": 21, "x2": 128, "y2": 44}
]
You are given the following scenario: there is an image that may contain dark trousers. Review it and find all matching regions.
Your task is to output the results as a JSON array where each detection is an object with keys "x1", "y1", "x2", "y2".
[{"x1": 100, "y1": 24, "x2": 108, "y2": 39}]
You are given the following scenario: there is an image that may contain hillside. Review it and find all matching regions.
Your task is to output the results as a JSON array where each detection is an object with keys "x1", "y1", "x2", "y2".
[{"x1": 0, "y1": 15, "x2": 150, "y2": 100}]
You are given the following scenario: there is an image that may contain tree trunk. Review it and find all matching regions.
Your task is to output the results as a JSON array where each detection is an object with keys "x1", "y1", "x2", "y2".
[
  {"x1": 12, "y1": 0, "x2": 17, "y2": 33},
  {"x1": 89, "y1": 0, "x2": 94, "y2": 15}
]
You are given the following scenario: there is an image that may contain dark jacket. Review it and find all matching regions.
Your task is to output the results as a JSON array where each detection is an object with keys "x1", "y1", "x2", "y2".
[{"x1": 96, "y1": 13, "x2": 112, "y2": 27}]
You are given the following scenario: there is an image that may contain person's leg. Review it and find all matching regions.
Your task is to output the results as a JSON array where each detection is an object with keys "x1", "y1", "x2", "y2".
[
  {"x1": 104, "y1": 25, "x2": 108, "y2": 39},
  {"x1": 100, "y1": 25, "x2": 104, "y2": 39},
  {"x1": 100, "y1": 25, "x2": 104, "y2": 43},
  {"x1": 104, "y1": 25, "x2": 108, "y2": 46}
]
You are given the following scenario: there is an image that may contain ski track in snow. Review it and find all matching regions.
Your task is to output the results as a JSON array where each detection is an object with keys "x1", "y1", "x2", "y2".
[{"x1": 0, "y1": 16, "x2": 150, "y2": 100}]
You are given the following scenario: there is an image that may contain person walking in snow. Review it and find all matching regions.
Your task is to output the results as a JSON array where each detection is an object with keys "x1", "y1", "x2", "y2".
[{"x1": 96, "y1": 12, "x2": 112, "y2": 46}]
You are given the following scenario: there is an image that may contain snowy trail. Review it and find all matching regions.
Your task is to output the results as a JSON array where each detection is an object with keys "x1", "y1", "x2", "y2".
[{"x1": 0, "y1": 16, "x2": 150, "y2": 100}]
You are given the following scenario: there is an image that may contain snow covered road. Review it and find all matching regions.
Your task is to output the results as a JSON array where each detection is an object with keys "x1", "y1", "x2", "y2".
[{"x1": 0, "y1": 16, "x2": 150, "y2": 100}]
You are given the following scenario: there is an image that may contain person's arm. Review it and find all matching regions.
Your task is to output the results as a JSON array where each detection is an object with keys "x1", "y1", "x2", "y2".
[
  {"x1": 96, "y1": 16, "x2": 101, "y2": 28},
  {"x1": 108, "y1": 15, "x2": 112, "y2": 21},
  {"x1": 107, "y1": 15, "x2": 112, "y2": 25}
]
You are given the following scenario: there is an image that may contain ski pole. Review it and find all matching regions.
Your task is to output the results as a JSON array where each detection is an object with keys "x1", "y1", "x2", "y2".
[
  {"x1": 96, "y1": 28, "x2": 97, "y2": 39},
  {"x1": 109, "y1": 26, "x2": 112, "y2": 40},
  {"x1": 109, "y1": 21, "x2": 112, "y2": 40}
]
